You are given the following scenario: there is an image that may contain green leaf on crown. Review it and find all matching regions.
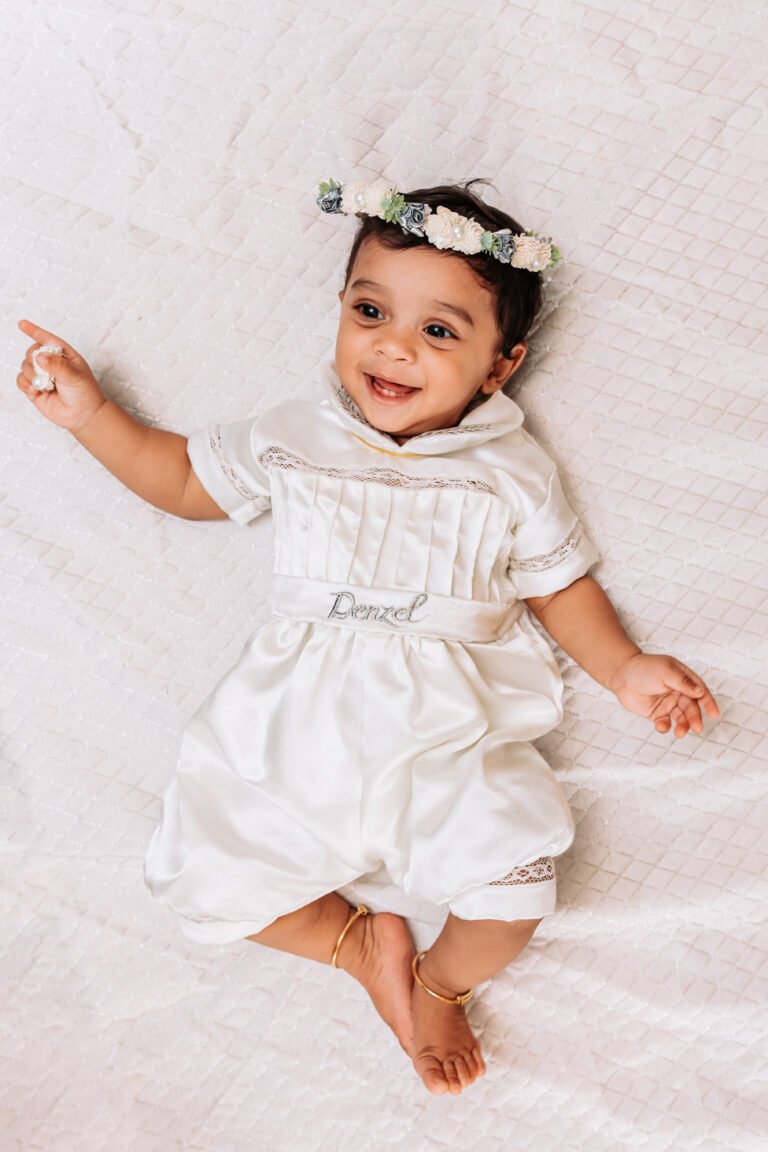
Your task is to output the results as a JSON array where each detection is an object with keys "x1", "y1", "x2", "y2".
[{"x1": 381, "y1": 192, "x2": 407, "y2": 223}]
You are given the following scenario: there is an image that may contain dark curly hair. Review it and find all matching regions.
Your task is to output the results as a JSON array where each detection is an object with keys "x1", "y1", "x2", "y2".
[{"x1": 342, "y1": 180, "x2": 544, "y2": 357}]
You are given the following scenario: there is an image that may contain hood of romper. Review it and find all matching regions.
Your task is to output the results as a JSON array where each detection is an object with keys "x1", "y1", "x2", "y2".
[{"x1": 320, "y1": 360, "x2": 525, "y2": 456}]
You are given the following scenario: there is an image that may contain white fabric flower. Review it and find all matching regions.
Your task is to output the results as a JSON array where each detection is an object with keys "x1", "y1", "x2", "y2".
[
  {"x1": 341, "y1": 182, "x2": 370, "y2": 214},
  {"x1": 364, "y1": 180, "x2": 396, "y2": 218},
  {"x1": 510, "y1": 234, "x2": 552, "y2": 271},
  {"x1": 341, "y1": 180, "x2": 396, "y2": 218},
  {"x1": 424, "y1": 207, "x2": 485, "y2": 254}
]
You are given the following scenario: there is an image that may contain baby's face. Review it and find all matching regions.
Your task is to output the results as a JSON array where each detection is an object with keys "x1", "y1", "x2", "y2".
[{"x1": 335, "y1": 238, "x2": 526, "y2": 442}]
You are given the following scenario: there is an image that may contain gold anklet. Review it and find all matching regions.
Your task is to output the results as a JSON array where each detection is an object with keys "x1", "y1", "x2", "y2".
[
  {"x1": 412, "y1": 951, "x2": 474, "y2": 1006},
  {"x1": 331, "y1": 904, "x2": 369, "y2": 968}
]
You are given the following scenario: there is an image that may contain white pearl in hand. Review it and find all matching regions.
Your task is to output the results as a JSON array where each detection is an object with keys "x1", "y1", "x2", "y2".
[{"x1": 31, "y1": 343, "x2": 63, "y2": 391}]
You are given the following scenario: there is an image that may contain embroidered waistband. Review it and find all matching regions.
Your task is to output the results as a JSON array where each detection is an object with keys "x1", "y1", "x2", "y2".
[{"x1": 272, "y1": 575, "x2": 521, "y2": 643}]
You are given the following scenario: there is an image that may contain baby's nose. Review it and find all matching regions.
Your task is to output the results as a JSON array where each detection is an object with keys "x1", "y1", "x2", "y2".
[{"x1": 374, "y1": 324, "x2": 416, "y2": 361}]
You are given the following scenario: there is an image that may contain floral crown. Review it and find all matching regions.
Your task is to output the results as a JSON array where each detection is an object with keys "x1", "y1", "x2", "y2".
[{"x1": 316, "y1": 179, "x2": 560, "y2": 272}]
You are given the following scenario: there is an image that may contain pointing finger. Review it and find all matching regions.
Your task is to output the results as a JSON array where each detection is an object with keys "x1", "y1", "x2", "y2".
[{"x1": 18, "y1": 319, "x2": 76, "y2": 359}]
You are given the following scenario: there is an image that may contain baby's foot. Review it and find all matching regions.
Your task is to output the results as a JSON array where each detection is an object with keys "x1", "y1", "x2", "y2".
[
  {"x1": 336, "y1": 910, "x2": 416, "y2": 1056},
  {"x1": 411, "y1": 966, "x2": 487, "y2": 1095}
]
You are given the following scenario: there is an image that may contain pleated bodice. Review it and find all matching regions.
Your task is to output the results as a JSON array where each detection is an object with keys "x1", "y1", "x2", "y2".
[{"x1": 269, "y1": 466, "x2": 514, "y2": 601}]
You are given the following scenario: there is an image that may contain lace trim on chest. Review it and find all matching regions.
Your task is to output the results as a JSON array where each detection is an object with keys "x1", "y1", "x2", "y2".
[
  {"x1": 256, "y1": 445, "x2": 497, "y2": 496},
  {"x1": 512, "y1": 524, "x2": 582, "y2": 572},
  {"x1": 487, "y1": 857, "x2": 555, "y2": 886}
]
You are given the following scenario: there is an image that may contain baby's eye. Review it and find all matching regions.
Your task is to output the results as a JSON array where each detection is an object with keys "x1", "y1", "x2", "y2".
[
  {"x1": 425, "y1": 323, "x2": 455, "y2": 340},
  {"x1": 355, "y1": 302, "x2": 384, "y2": 320}
]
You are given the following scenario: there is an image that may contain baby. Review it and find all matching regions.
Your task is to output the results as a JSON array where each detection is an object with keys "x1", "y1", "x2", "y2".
[{"x1": 16, "y1": 179, "x2": 719, "y2": 1097}]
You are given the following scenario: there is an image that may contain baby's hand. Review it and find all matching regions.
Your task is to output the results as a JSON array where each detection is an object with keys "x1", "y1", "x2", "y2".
[
  {"x1": 16, "y1": 319, "x2": 107, "y2": 436},
  {"x1": 608, "y1": 653, "x2": 720, "y2": 738}
]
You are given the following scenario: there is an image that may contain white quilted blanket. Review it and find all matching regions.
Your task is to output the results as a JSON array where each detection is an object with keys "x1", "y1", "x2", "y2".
[{"x1": 3, "y1": 2, "x2": 766, "y2": 1148}]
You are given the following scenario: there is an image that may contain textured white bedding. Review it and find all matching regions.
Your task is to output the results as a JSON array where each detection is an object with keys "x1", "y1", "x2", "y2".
[{"x1": 2, "y1": 1, "x2": 766, "y2": 1149}]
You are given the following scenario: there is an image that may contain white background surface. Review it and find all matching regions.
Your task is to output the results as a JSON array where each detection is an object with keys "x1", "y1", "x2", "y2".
[{"x1": 2, "y1": 1, "x2": 766, "y2": 1149}]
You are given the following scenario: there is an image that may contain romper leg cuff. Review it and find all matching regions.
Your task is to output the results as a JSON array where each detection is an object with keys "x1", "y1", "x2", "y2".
[
  {"x1": 447, "y1": 857, "x2": 558, "y2": 921},
  {"x1": 177, "y1": 913, "x2": 281, "y2": 944}
]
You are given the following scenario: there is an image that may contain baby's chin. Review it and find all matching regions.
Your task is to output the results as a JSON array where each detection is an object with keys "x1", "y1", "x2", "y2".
[
  {"x1": 374, "y1": 413, "x2": 461, "y2": 441},
  {"x1": 369, "y1": 419, "x2": 417, "y2": 444},
  {"x1": 348, "y1": 387, "x2": 456, "y2": 440},
  {"x1": 352, "y1": 401, "x2": 420, "y2": 440},
  {"x1": 364, "y1": 410, "x2": 431, "y2": 440}
]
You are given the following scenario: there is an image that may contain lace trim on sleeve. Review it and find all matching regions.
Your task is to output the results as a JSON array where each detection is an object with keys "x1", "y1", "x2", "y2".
[
  {"x1": 487, "y1": 857, "x2": 555, "y2": 886},
  {"x1": 209, "y1": 427, "x2": 270, "y2": 509},
  {"x1": 512, "y1": 524, "x2": 581, "y2": 573}
]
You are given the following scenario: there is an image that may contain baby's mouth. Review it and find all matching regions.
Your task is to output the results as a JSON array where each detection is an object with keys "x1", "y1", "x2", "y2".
[{"x1": 367, "y1": 374, "x2": 420, "y2": 399}]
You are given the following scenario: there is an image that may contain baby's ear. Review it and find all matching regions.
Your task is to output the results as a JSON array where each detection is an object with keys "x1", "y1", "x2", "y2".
[{"x1": 482, "y1": 342, "x2": 527, "y2": 392}]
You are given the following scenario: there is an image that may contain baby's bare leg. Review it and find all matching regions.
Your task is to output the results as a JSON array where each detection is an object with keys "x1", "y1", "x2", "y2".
[
  {"x1": 412, "y1": 914, "x2": 542, "y2": 1096},
  {"x1": 246, "y1": 893, "x2": 416, "y2": 1054},
  {"x1": 245, "y1": 892, "x2": 353, "y2": 962}
]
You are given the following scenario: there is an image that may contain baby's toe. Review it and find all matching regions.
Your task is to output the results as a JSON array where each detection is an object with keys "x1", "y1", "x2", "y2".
[
  {"x1": 452, "y1": 1054, "x2": 476, "y2": 1090},
  {"x1": 442, "y1": 1058, "x2": 464, "y2": 1095},
  {"x1": 416, "y1": 1055, "x2": 451, "y2": 1095}
]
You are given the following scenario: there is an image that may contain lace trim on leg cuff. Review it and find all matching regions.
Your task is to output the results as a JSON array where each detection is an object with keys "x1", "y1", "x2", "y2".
[{"x1": 486, "y1": 857, "x2": 555, "y2": 886}]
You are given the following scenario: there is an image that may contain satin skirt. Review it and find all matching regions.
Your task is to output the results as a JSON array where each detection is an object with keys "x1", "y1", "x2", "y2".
[{"x1": 143, "y1": 608, "x2": 575, "y2": 942}]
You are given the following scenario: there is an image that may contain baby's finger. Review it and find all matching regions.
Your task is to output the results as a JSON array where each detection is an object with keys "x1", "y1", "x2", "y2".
[
  {"x1": 667, "y1": 663, "x2": 718, "y2": 714},
  {"x1": 666, "y1": 702, "x2": 688, "y2": 738},
  {"x1": 16, "y1": 371, "x2": 44, "y2": 403},
  {"x1": 666, "y1": 660, "x2": 703, "y2": 694},
  {"x1": 674, "y1": 697, "x2": 703, "y2": 737},
  {"x1": 17, "y1": 319, "x2": 77, "y2": 360}
]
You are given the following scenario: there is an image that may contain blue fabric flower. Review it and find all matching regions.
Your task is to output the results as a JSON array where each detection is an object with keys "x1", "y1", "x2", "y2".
[
  {"x1": 317, "y1": 180, "x2": 343, "y2": 213},
  {"x1": 492, "y1": 233, "x2": 516, "y2": 264},
  {"x1": 399, "y1": 202, "x2": 431, "y2": 237}
]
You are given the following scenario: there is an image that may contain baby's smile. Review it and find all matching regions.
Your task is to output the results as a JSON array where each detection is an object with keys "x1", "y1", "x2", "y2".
[{"x1": 366, "y1": 373, "x2": 421, "y2": 401}]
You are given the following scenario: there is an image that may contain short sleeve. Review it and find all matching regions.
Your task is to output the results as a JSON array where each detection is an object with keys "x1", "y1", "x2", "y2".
[
  {"x1": 186, "y1": 418, "x2": 271, "y2": 526},
  {"x1": 507, "y1": 456, "x2": 600, "y2": 599}
]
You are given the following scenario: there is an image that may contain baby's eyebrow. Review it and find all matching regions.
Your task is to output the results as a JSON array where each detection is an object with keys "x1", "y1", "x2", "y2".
[
  {"x1": 349, "y1": 278, "x2": 382, "y2": 293},
  {"x1": 348, "y1": 278, "x2": 475, "y2": 328},
  {"x1": 430, "y1": 300, "x2": 475, "y2": 328}
]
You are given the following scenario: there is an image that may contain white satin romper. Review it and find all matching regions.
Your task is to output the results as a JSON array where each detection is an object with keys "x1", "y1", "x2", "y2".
[{"x1": 143, "y1": 364, "x2": 599, "y2": 943}]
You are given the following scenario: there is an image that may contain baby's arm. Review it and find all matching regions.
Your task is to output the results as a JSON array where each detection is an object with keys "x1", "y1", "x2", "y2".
[
  {"x1": 74, "y1": 401, "x2": 227, "y2": 521},
  {"x1": 16, "y1": 319, "x2": 226, "y2": 521},
  {"x1": 526, "y1": 576, "x2": 719, "y2": 738}
]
